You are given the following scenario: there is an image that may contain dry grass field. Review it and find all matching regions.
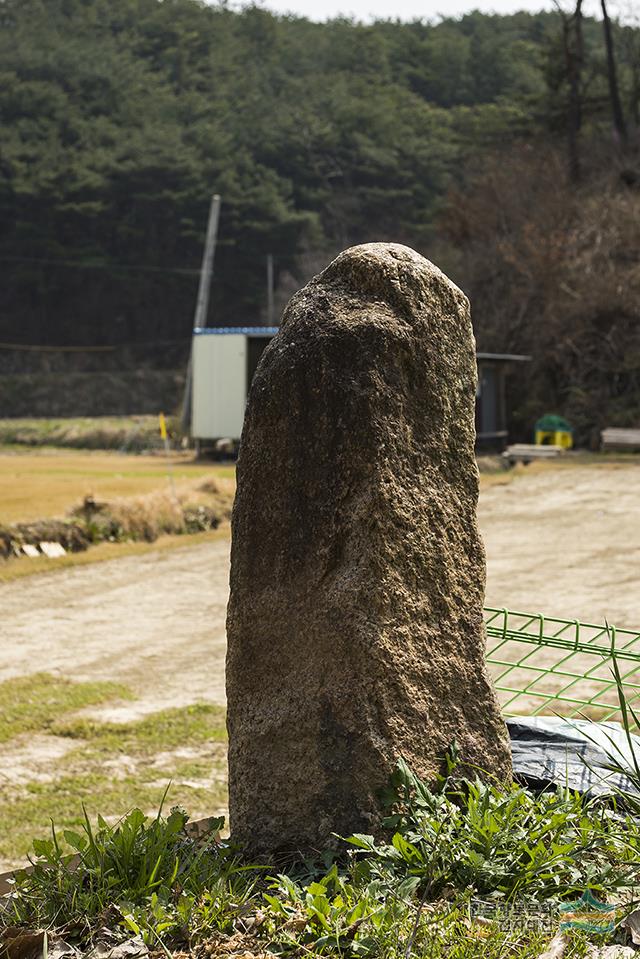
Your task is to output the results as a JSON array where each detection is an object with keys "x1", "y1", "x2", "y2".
[{"x1": 0, "y1": 449, "x2": 234, "y2": 525}]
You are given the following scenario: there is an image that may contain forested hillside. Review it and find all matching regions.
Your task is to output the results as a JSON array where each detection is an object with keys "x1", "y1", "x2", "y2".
[{"x1": 1, "y1": 0, "x2": 639, "y2": 436}]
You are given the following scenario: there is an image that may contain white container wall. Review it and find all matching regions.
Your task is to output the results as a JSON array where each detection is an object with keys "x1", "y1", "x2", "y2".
[{"x1": 191, "y1": 328, "x2": 277, "y2": 440}]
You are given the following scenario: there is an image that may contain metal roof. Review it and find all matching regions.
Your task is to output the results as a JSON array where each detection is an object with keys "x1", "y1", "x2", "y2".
[
  {"x1": 194, "y1": 327, "x2": 279, "y2": 336},
  {"x1": 193, "y1": 331, "x2": 532, "y2": 363},
  {"x1": 476, "y1": 352, "x2": 531, "y2": 362}
]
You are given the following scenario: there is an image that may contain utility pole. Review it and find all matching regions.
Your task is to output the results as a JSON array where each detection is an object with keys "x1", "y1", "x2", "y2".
[
  {"x1": 181, "y1": 194, "x2": 221, "y2": 433},
  {"x1": 193, "y1": 194, "x2": 222, "y2": 330},
  {"x1": 267, "y1": 253, "x2": 275, "y2": 326}
]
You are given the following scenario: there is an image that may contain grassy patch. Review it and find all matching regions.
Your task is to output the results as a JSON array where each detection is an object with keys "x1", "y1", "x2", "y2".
[
  {"x1": 0, "y1": 697, "x2": 228, "y2": 866},
  {"x1": 0, "y1": 673, "x2": 132, "y2": 743},
  {"x1": 6, "y1": 669, "x2": 640, "y2": 952},
  {"x1": 53, "y1": 702, "x2": 228, "y2": 753},
  {"x1": 0, "y1": 416, "x2": 165, "y2": 452}
]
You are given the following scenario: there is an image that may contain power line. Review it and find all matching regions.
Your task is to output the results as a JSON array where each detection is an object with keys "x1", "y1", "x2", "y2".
[
  {"x1": 0, "y1": 342, "x2": 116, "y2": 353},
  {"x1": 0, "y1": 253, "x2": 201, "y2": 275},
  {"x1": 0, "y1": 337, "x2": 191, "y2": 352}
]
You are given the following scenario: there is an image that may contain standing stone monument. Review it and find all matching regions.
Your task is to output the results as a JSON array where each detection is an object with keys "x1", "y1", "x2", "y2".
[{"x1": 226, "y1": 242, "x2": 512, "y2": 853}]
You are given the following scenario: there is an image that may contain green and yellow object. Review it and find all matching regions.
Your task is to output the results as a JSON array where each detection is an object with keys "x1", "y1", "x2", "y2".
[{"x1": 534, "y1": 413, "x2": 573, "y2": 448}]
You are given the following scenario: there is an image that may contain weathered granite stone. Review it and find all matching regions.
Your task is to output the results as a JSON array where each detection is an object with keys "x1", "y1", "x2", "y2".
[{"x1": 225, "y1": 242, "x2": 512, "y2": 853}]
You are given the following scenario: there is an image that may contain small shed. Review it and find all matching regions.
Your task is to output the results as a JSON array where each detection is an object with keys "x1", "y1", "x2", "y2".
[
  {"x1": 476, "y1": 352, "x2": 531, "y2": 452},
  {"x1": 191, "y1": 330, "x2": 529, "y2": 451},
  {"x1": 191, "y1": 327, "x2": 277, "y2": 444}
]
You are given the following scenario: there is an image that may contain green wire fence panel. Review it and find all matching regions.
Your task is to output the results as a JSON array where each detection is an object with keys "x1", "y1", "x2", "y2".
[{"x1": 484, "y1": 607, "x2": 640, "y2": 725}]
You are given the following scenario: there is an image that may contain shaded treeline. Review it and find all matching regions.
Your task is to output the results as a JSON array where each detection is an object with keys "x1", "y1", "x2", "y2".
[{"x1": 1, "y1": 0, "x2": 639, "y2": 435}]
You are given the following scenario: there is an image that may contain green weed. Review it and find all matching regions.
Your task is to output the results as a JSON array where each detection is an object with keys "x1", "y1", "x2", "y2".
[
  {"x1": 346, "y1": 753, "x2": 637, "y2": 902},
  {"x1": 6, "y1": 803, "x2": 257, "y2": 948},
  {"x1": 263, "y1": 868, "x2": 598, "y2": 959},
  {"x1": 0, "y1": 771, "x2": 227, "y2": 867}
]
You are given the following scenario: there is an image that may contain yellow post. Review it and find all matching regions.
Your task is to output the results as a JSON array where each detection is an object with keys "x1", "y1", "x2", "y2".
[{"x1": 159, "y1": 412, "x2": 177, "y2": 499}]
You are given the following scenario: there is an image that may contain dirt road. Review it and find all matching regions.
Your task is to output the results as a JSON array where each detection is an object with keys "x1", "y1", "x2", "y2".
[
  {"x1": 2, "y1": 461, "x2": 640, "y2": 718},
  {"x1": 0, "y1": 537, "x2": 231, "y2": 719},
  {"x1": 481, "y1": 461, "x2": 640, "y2": 626}
]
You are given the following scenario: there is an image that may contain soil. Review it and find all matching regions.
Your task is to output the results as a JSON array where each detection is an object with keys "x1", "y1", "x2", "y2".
[
  {"x1": 481, "y1": 461, "x2": 640, "y2": 626},
  {"x1": 0, "y1": 537, "x2": 231, "y2": 720}
]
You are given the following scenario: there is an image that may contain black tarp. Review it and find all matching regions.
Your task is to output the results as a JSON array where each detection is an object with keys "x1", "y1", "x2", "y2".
[{"x1": 507, "y1": 716, "x2": 640, "y2": 797}]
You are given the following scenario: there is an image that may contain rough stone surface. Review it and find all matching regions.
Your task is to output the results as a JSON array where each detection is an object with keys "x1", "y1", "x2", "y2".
[{"x1": 225, "y1": 242, "x2": 512, "y2": 853}]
